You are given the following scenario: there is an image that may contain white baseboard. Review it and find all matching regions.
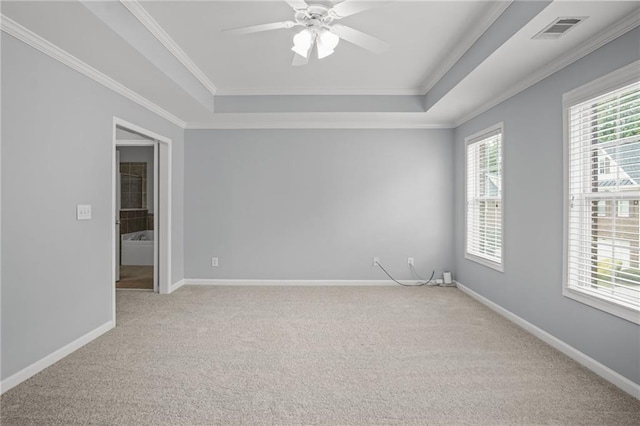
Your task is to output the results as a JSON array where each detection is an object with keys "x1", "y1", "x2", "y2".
[
  {"x1": 169, "y1": 279, "x2": 186, "y2": 293},
  {"x1": 183, "y1": 279, "x2": 415, "y2": 286},
  {"x1": 456, "y1": 281, "x2": 640, "y2": 400},
  {"x1": 1, "y1": 320, "x2": 114, "y2": 395}
]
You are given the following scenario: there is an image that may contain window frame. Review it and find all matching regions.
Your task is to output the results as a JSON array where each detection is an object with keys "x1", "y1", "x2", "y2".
[
  {"x1": 562, "y1": 60, "x2": 640, "y2": 325},
  {"x1": 464, "y1": 122, "x2": 505, "y2": 272}
]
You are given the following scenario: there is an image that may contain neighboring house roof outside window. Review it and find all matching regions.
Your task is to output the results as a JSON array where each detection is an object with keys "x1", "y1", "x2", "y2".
[
  {"x1": 600, "y1": 140, "x2": 640, "y2": 187},
  {"x1": 598, "y1": 178, "x2": 635, "y2": 187},
  {"x1": 487, "y1": 174, "x2": 501, "y2": 196}
]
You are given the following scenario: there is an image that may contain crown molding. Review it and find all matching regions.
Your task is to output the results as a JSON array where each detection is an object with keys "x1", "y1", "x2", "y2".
[
  {"x1": 453, "y1": 9, "x2": 640, "y2": 128},
  {"x1": 0, "y1": 15, "x2": 448, "y2": 130},
  {"x1": 562, "y1": 59, "x2": 640, "y2": 107},
  {"x1": 214, "y1": 87, "x2": 425, "y2": 96},
  {"x1": 120, "y1": 0, "x2": 217, "y2": 96},
  {"x1": 185, "y1": 113, "x2": 453, "y2": 130},
  {"x1": 0, "y1": 14, "x2": 186, "y2": 128},
  {"x1": 420, "y1": 0, "x2": 513, "y2": 95}
]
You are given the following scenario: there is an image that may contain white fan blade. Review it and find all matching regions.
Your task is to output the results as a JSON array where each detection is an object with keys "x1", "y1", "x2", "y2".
[
  {"x1": 223, "y1": 21, "x2": 296, "y2": 36},
  {"x1": 292, "y1": 53, "x2": 309, "y2": 66},
  {"x1": 331, "y1": 24, "x2": 389, "y2": 54},
  {"x1": 331, "y1": 1, "x2": 393, "y2": 18},
  {"x1": 285, "y1": 0, "x2": 309, "y2": 10}
]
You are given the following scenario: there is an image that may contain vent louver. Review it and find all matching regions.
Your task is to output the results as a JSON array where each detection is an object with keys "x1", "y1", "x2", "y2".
[{"x1": 533, "y1": 17, "x2": 587, "y2": 39}]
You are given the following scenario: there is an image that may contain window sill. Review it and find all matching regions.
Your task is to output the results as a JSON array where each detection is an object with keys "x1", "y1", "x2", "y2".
[
  {"x1": 465, "y1": 253, "x2": 504, "y2": 273},
  {"x1": 563, "y1": 286, "x2": 640, "y2": 325}
]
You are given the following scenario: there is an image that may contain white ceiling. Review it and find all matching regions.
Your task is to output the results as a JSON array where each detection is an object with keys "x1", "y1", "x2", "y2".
[
  {"x1": 141, "y1": 0, "x2": 496, "y2": 95},
  {"x1": 426, "y1": 0, "x2": 640, "y2": 124},
  {"x1": 2, "y1": 1, "x2": 638, "y2": 127}
]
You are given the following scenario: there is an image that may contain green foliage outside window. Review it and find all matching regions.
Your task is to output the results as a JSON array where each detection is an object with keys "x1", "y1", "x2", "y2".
[{"x1": 593, "y1": 89, "x2": 639, "y2": 144}]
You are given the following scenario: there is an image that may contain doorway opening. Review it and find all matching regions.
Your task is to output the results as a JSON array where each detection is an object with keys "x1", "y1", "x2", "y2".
[
  {"x1": 112, "y1": 118, "x2": 172, "y2": 323},
  {"x1": 116, "y1": 142, "x2": 156, "y2": 290}
]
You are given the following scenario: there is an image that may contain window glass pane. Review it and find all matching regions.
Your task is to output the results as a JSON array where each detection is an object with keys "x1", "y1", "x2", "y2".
[
  {"x1": 597, "y1": 200, "x2": 607, "y2": 216},
  {"x1": 618, "y1": 200, "x2": 630, "y2": 217},
  {"x1": 466, "y1": 126, "x2": 503, "y2": 268},
  {"x1": 567, "y1": 80, "x2": 640, "y2": 312}
]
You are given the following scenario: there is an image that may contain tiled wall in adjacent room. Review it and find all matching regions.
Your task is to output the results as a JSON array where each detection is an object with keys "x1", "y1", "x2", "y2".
[
  {"x1": 120, "y1": 162, "x2": 147, "y2": 209},
  {"x1": 120, "y1": 209, "x2": 148, "y2": 235}
]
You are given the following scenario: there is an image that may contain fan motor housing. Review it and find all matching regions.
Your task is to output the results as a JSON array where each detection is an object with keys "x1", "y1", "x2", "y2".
[{"x1": 295, "y1": 5, "x2": 333, "y2": 28}]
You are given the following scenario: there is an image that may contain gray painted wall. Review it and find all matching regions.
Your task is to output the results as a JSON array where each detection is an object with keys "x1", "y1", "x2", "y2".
[
  {"x1": 117, "y1": 146, "x2": 154, "y2": 213},
  {"x1": 1, "y1": 34, "x2": 184, "y2": 380},
  {"x1": 215, "y1": 95, "x2": 425, "y2": 113},
  {"x1": 185, "y1": 129, "x2": 453, "y2": 280},
  {"x1": 453, "y1": 27, "x2": 640, "y2": 385}
]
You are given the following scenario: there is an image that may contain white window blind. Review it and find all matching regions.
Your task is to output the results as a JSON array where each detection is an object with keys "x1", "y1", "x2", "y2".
[
  {"x1": 466, "y1": 125, "x2": 503, "y2": 270},
  {"x1": 566, "y1": 79, "x2": 640, "y2": 316}
]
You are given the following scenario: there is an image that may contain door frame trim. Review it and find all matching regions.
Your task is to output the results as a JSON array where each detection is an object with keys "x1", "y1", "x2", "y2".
[{"x1": 111, "y1": 118, "x2": 172, "y2": 325}]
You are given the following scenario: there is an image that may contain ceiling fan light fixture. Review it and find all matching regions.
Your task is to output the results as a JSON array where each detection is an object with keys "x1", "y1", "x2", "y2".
[
  {"x1": 291, "y1": 28, "x2": 314, "y2": 58},
  {"x1": 224, "y1": 0, "x2": 391, "y2": 66},
  {"x1": 317, "y1": 46, "x2": 334, "y2": 59},
  {"x1": 317, "y1": 28, "x2": 339, "y2": 59}
]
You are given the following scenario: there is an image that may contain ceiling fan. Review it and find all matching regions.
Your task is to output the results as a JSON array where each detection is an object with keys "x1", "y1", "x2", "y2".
[{"x1": 222, "y1": 0, "x2": 392, "y2": 66}]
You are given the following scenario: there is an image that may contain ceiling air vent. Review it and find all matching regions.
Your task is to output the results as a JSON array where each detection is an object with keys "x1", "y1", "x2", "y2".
[{"x1": 533, "y1": 17, "x2": 587, "y2": 40}]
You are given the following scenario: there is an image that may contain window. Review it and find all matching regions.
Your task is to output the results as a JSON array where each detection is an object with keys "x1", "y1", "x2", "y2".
[
  {"x1": 599, "y1": 157, "x2": 611, "y2": 174},
  {"x1": 466, "y1": 123, "x2": 504, "y2": 271},
  {"x1": 564, "y1": 61, "x2": 640, "y2": 324},
  {"x1": 597, "y1": 200, "x2": 607, "y2": 217},
  {"x1": 617, "y1": 200, "x2": 630, "y2": 218}
]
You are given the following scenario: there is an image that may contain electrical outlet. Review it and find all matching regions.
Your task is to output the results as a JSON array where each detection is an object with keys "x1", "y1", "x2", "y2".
[
  {"x1": 435, "y1": 278, "x2": 443, "y2": 285},
  {"x1": 407, "y1": 257, "x2": 414, "y2": 266},
  {"x1": 211, "y1": 257, "x2": 219, "y2": 267},
  {"x1": 373, "y1": 257, "x2": 380, "y2": 267}
]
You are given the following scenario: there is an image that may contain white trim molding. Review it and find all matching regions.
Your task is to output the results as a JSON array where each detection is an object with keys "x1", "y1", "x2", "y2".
[
  {"x1": 561, "y1": 62, "x2": 640, "y2": 325},
  {"x1": 464, "y1": 122, "x2": 505, "y2": 272},
  {"x1": 562, "y1": 59, "x2": 640, "y2": 107},
  {"x1": 0, "y1": 14, "x2": 186, "y2": 128},
  {"x1": 169, "y1": 279, "x2": 186, "y2": 293},
  {"x1": 114, "y1": 117, "x2": 172, "y2": 144},
  {"x1": 456, "y1": 281, "x2": 640, "y2": 400},
  {"x1": 454, "y1": 9, "x2": 640, "y2": 127},
  {"x1": 112, "y1": 117, "x2": 172, "y2": 300},
  {"x1": 420, "y1": 1, "x2": 513, "y2": 94},
  {"x1": 120, "y1": 0, "x2": 217, "y2": 96},
  {"x1": 563, "y1": 286, "x2": 640, "y2": 325},
  {"x1": 183, "y1": 279, "x2": 414, "y2": 286},
  {"x1": 0, "y1": 321, "x2": 114, "y2": 395}
]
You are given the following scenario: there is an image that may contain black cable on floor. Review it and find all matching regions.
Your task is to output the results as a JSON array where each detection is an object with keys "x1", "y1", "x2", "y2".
[{"x1": 375, "y1": 261, "x2": 436, "y2": 287}]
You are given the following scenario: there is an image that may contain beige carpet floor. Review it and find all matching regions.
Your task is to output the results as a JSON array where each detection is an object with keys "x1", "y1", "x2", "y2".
[{"x1": 2, "y1": 286, "x2": 639, "y2": 425}]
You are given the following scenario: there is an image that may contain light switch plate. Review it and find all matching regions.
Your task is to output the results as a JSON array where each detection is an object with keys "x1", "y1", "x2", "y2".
[{"x1": 77, "y1": 204, "x2": 92, "y2": 220}]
